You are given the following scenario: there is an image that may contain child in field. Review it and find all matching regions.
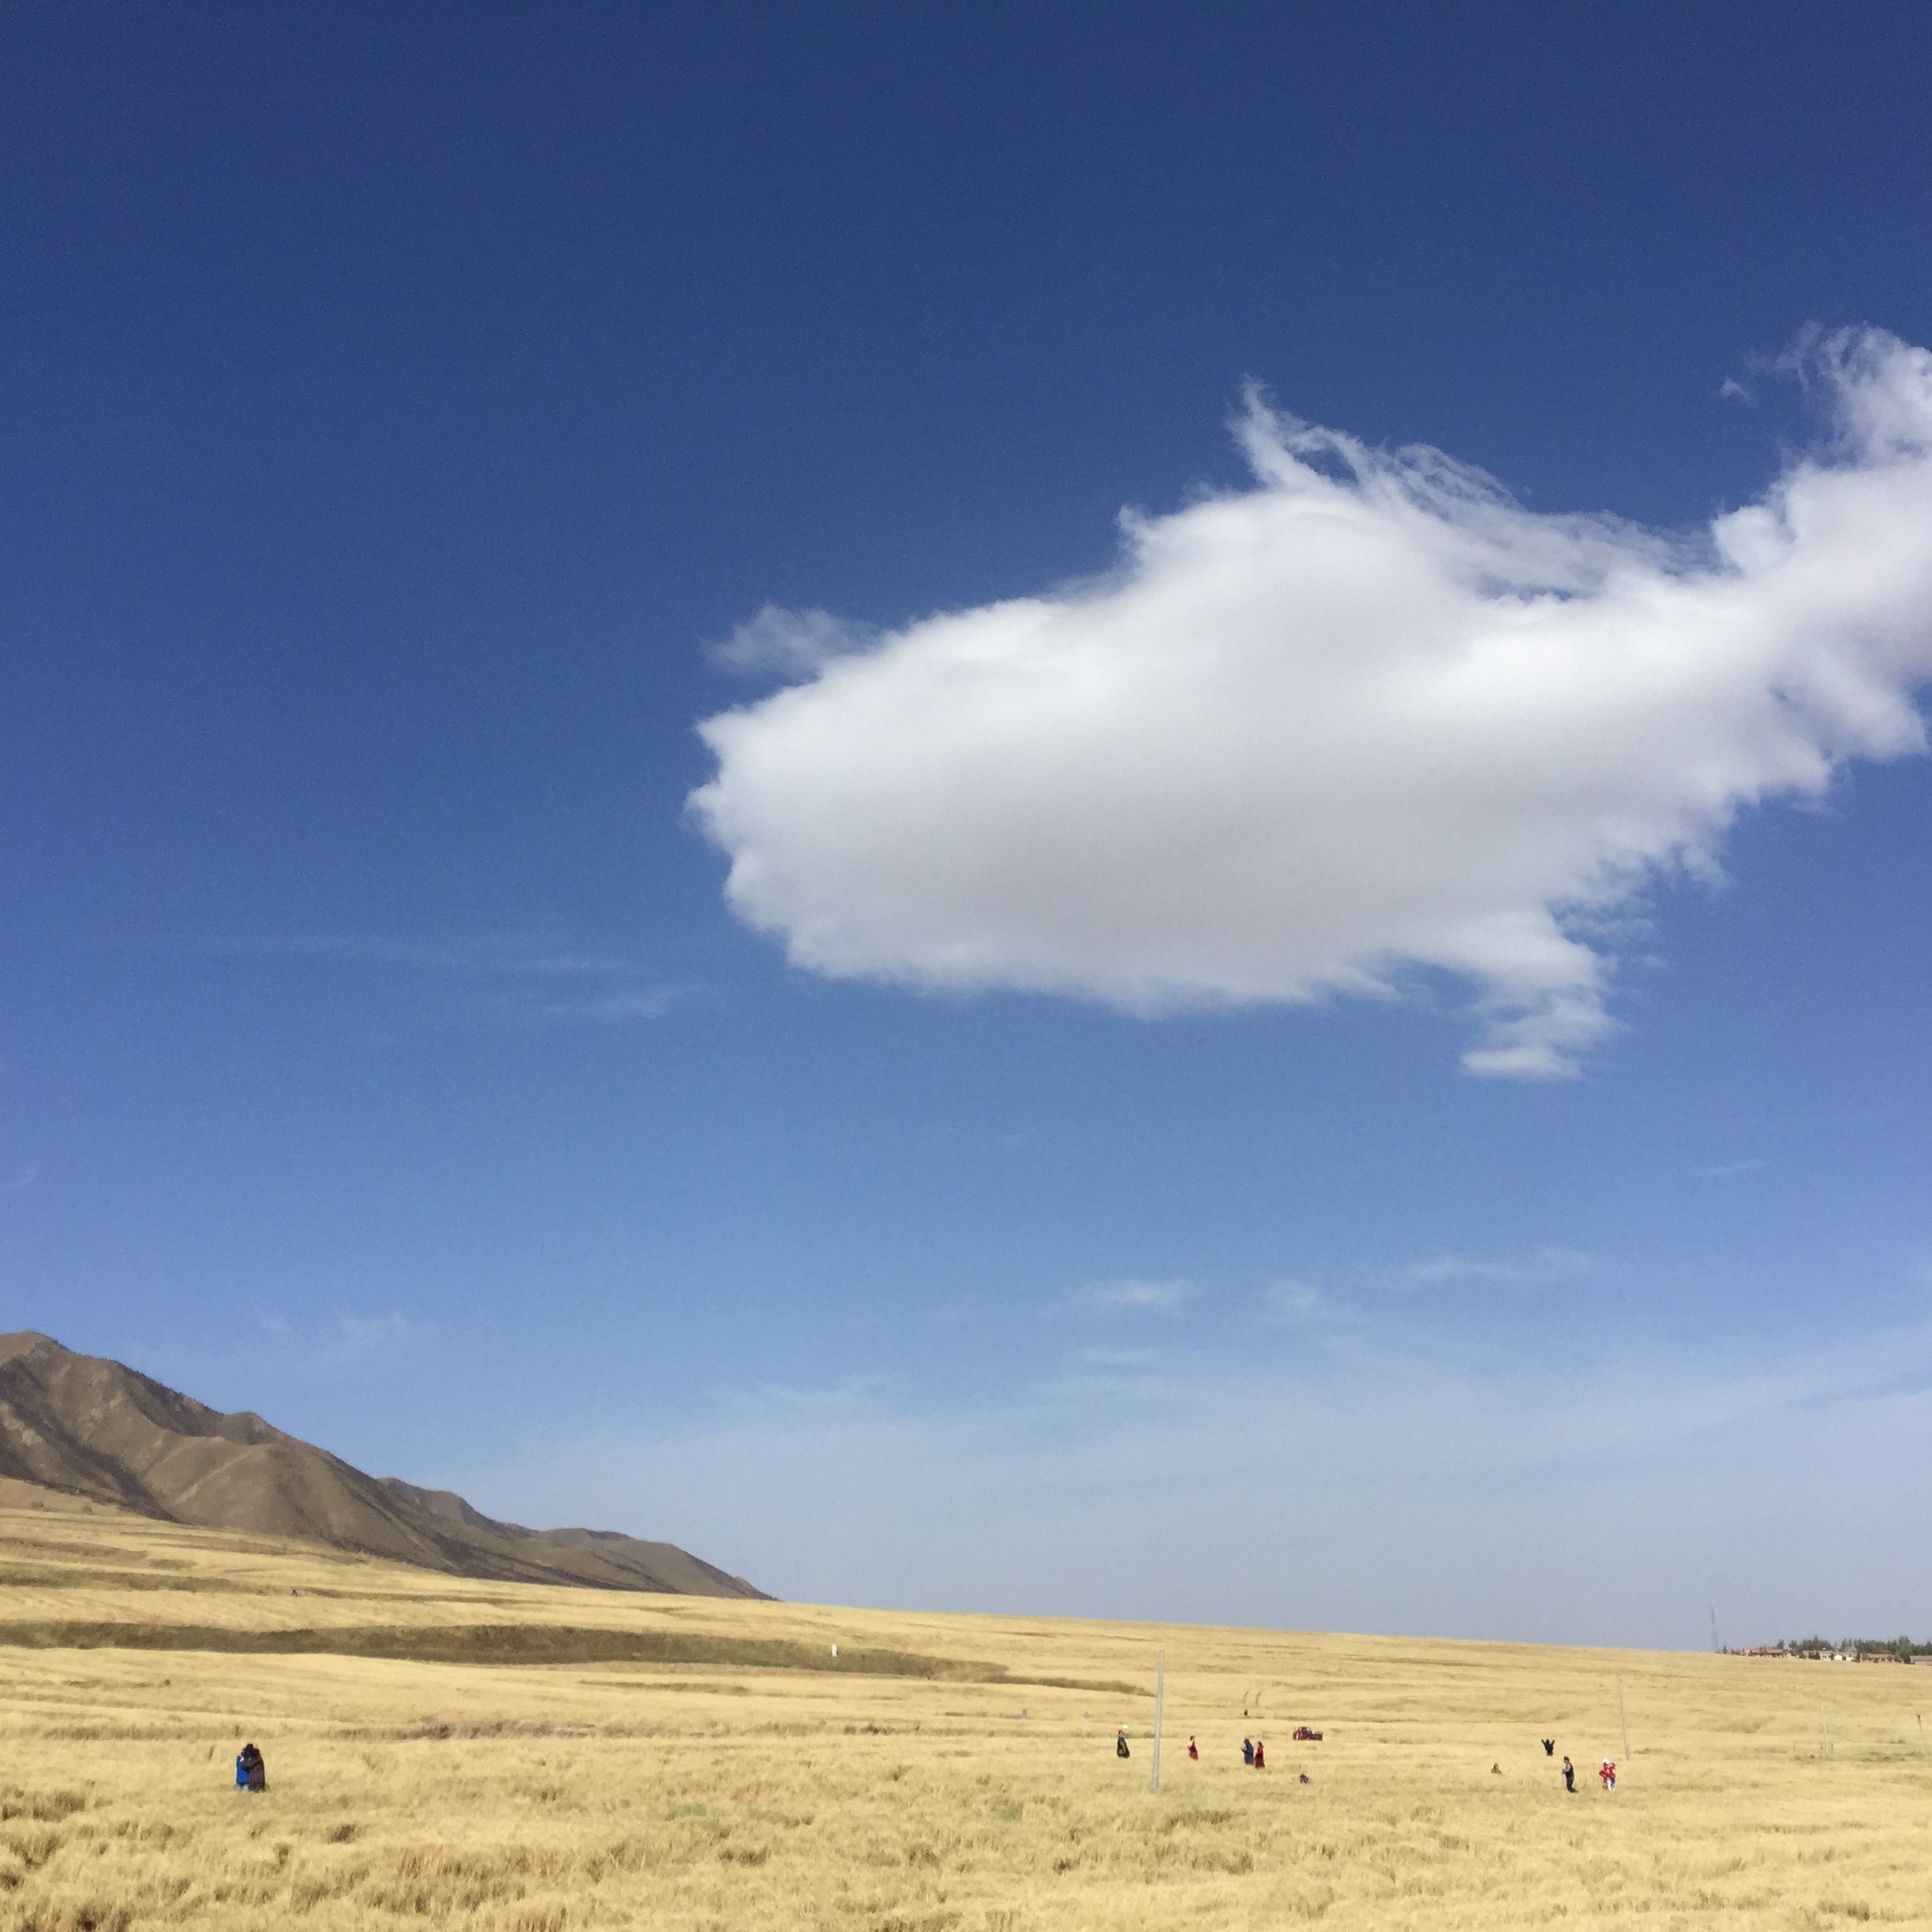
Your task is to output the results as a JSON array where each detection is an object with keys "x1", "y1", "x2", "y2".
[
  {"x1": 1187, "y1": 1736, "x2": 1199, "y2": 1760},
  {"x1": 1562, "y1": 1755, "x2": 1575, "y2": 1792},
  {"x1": 1252, "y1": 1739, "x2": 1265, "y2": 1769},
  {"x1": 1117, "y1": 1728, "x2": 1130, "y2": 1758},
  {"x1": 1598, "y1": 1760, "x2": 1616, "y2": 1792},
  {"x1": 235, "y1": 1743, "x2": 266, "y2": 1792}
]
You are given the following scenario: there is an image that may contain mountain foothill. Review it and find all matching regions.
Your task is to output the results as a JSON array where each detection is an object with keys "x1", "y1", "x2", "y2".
[{"x1": 0, "y1": 1331, "x2": 763, "y2": 1599}]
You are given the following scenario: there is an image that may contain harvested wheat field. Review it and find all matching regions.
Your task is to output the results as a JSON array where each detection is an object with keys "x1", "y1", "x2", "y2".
[{"x1": 2, "y1": 1502, "x2": 1929, "y2": 1931}]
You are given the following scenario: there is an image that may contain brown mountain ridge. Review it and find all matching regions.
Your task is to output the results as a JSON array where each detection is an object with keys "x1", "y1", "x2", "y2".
[{"x1": 0, "y1": 1331, "x2": 765, "y2": 1598}]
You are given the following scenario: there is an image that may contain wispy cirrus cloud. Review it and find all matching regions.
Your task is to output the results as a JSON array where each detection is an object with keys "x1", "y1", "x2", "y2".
[
  {"x1": 1392, "y1": 1246, "x2": 1593, "y2": 1290},
  {"x1": 122, "y1": 1309, "x2": 434, "y2": 1402},
  {"x1": 462, "y1": 1309, "x2": 1932, "y2": 1646},
  {"x1": 692, "y1": 329, "x2": 1932, "y2": 1076},
  {"x1": 1069, "y1": 1276, "x2": 1196, "y2": 1314},
  {"x1": 182, "y1": 931, "x2": 681, "y2": 1026},
  {"x1": 252, "y1": 1309, "x2": 426, "y2": 1368},
  {"x1": 706, "y1": 604, "x2": 878, "y2": 679},
  {"x1": 1067, "y1": 1344, "x2": 1165, "y2": 1370},
  {"x1": 1262, "y1": 1279, "x2": 1345, "y2": 1324}
]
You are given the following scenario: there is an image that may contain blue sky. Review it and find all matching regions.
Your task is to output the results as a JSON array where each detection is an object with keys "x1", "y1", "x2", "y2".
[{"x1": 7, "y1": 4, "x2": 1932, "y2": 1646}]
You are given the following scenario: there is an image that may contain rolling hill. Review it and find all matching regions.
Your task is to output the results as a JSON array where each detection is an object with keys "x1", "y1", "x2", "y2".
[{"x1": 0, "y1": 1330, "x2": 762, "y2": 1597}]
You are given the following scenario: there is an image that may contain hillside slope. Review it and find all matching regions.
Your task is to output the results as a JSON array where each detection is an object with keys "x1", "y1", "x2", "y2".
[{"x1": 0, "y1": 1331, "x2": 762, "y2": 1597}]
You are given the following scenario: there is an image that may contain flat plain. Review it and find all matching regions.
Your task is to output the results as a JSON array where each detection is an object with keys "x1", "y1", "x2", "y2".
[{"x1": 2, "y1": 1502, "x2": 1929, "y2": 1931}]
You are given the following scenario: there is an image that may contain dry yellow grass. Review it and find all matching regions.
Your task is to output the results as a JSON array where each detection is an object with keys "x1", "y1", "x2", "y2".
[{"x1": 2, "y1": 1501, "x2": 1930, "y2": 1930}]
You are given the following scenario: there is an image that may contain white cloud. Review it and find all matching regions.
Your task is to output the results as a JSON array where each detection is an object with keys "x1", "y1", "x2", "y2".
[
  {"x1": 691, "y1": 329, "x2": 1932, "y2": 1074},
  {"x1": 1070, "y1": 1276, "x2": 1196, "y2": 1313}
]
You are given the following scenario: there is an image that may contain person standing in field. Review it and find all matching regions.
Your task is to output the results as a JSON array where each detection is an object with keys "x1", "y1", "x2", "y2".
[
  {"x1": 235, "y1": 1743, "x2": 266, "y2": 1792},
  {"x1": 1598, "y1": 1759, "x2": 1616, "y2": 1792},
  {"x1": 1252, "y1": 1739, "x2": 1266, "y2": 1769},
  {"x1": 1117, "y1": 1728, "x2": 1131, "y2": 1758},
  {"x1": 1242, "y1": 1737, "x2": 1254, "y2": 1765},
  {"x1": 1187, "y1": 1736, "x2": 1199, "y2": 1760},
  {"x1": 1562, "y1": 1755, "x2": 1575, "y2": 1792}
]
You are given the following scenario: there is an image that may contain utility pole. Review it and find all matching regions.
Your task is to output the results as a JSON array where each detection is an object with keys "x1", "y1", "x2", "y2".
[
  {"x1": 1149, "y1": 1649, "x2": 1166, "y2": 1795},
  {"x1": 1617, "y1": 1676, "x2": 1632, "y2": 1762},
  {"x1": 1709, "y1": 1601, "x2": 1720, "y2": 1653}
]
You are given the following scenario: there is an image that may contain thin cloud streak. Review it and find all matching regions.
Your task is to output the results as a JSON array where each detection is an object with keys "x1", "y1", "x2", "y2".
[
  {"x1": 1069, "y1": 1277, "x2": 1196, "y2": 1313},
  {"x1": 171, "y1": 931, "x2": 681, "y2": 1027},
  {"x1": 1393, "y1": 1247, "x2": 1593, "y2": 1290},
  {"x1": 693, "y1": 329, "x2": 1932, "y2": 1075}
]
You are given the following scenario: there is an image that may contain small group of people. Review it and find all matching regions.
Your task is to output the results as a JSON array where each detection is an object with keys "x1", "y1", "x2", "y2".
[
  {"x1": 234, "y1": 1743, "x2": 267, "y2": 1793},
  {"x1": 1117, "y1": 1728, "x2": 1290, "y2": 1774},
  {"x1": 1550, "y1": 1749, "x2": 1613, "y2": 1793}
]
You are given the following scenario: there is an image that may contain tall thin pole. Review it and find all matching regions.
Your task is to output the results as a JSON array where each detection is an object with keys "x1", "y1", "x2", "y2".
[
  {"x1": 1149, "y1": 1649, "x2": 1165, "y2": 1794},
  {"x1": 1617, "y1": 1676, "x2": 1632, "y2": 1762},
  {"x1": 1709, "y1": 1601, "x2": 1720, "y2": 1653}
]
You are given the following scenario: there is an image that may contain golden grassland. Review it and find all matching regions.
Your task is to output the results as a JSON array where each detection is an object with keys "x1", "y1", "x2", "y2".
[{"x1": 2, "y1": 1503, "x2": 1930, "y2": 1930}]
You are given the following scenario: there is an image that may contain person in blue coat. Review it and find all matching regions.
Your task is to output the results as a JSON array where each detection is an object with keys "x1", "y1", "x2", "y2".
[{"x1": 235, "y1": 1743, "x2": 266, "y2": 1792}]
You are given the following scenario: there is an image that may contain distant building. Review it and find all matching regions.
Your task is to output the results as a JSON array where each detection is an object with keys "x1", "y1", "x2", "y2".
[{"x1": 1731, "y1": 1645, "x2": 1914, "y2": 1663}]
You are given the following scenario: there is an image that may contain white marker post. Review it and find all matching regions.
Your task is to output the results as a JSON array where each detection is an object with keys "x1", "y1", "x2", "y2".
[
  {"x1": 1149, "y1": 1649, "x2": 1165, "y2": 1795},
  {"x1": 1618, "y1": 1676, "x2": 1632, "y2": 1764}
]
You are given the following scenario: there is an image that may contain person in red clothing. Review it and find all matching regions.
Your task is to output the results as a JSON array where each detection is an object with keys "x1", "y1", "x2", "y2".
[
  {"x1": 1252, "y1": 1739, "x2": 1266, "y2": 1769},
  {"x1": 1186, "y1": 1736, "x2": 1199, "y2": 1760},
  {"x1": 1598, "y1": 1759, "x2": 1616, "y2": 1792}
]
